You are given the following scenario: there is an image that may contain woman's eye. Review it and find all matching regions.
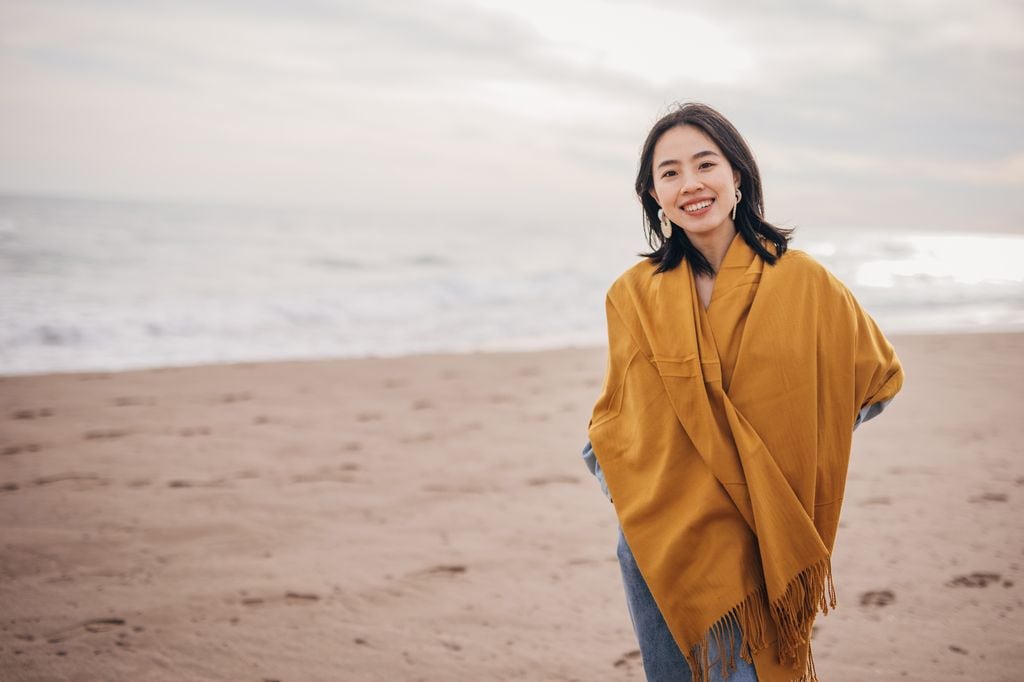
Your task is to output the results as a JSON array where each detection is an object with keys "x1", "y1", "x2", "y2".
[
  {"x1": 699, "y1": 162, "x2": 715, "y2": 170},
  {"x1": 661, "y1": 170, "x2": 677, "y2": 178}
]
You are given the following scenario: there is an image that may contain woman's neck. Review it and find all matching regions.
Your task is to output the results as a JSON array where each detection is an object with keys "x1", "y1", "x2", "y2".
[{"x1": 688, "y1": 225, "x2": 738, "y2": 274}]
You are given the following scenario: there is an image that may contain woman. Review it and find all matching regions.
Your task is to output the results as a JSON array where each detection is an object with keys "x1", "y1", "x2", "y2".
[{"x1": 582, "y1": 103, "x2": 904, "y2": 682}]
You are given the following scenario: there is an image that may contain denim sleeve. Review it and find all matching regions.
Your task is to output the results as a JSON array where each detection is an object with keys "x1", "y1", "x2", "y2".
[
  {"x1": 853, "y1": 398, "x2": 892, "y2": 431},
  {"x1": 581, "y1": 440, "x2": 612, "y2": 500}
]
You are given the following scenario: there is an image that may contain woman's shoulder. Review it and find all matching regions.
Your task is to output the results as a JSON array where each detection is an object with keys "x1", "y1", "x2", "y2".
[
  {"x1": 772, "y1": 246, "x2": 857, "y2": 306},
  {"x1": 774, "y1": 245, "x2": 820, "y2": 269},
  {"x1": 773, "y1": 246, "x2": 836, "y2": 283}
]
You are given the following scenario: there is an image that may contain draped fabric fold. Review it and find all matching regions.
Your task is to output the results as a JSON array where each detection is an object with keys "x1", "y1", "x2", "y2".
[{"x1": 588, "y1": 234, "x2": 904, "y2": 681}]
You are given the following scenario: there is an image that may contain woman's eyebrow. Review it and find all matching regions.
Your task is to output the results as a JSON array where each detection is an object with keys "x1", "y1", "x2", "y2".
[{"x1": 656, "y1": 150, "x2": 719, "y2": 169}]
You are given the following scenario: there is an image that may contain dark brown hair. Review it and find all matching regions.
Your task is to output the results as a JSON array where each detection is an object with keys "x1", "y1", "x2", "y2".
[{"x1": 635, "y1": 102, "x2": 793, "y2": 276}]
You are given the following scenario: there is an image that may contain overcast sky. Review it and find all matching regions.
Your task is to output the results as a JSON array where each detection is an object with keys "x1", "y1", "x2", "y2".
[{"x1": 1, "y1": 0, "x2": 1022, "y2": 233}]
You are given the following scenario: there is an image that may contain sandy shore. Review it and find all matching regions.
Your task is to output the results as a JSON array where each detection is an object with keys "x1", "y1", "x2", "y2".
[{"x1": 1, "y1": 332, "x2": 1021, "y2": 681}]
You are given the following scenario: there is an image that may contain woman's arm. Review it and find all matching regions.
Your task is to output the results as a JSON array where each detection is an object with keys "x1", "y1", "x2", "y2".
[
  {"x1": 853, "y1": 398, "x2": 893, "y2": 431},
  {"x1": 581, "y1": 440, "x2": 612, "y2": 500}
]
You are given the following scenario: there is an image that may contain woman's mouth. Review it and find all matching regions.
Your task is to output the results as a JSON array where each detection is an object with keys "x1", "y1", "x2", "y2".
[{"x1": 682, "y1": 198, "x2": 715, "y2": 215}]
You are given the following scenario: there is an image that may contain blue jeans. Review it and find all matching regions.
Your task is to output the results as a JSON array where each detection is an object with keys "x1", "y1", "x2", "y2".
[{"x1": 617, "y1": 528, "x2": 759, "y2": 682}]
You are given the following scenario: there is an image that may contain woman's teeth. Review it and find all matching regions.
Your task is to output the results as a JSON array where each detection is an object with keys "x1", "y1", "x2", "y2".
[{"x1": 684, "y1": 199, "x2": 713, "y2": 213}]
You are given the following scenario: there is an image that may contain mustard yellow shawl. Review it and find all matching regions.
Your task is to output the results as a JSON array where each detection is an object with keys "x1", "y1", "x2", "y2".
[{"x1": 588, "y1": 233, "x2": 904, "y2": 682}]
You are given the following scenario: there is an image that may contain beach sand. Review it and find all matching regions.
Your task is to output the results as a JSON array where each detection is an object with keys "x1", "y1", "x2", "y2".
[{"x1": 1, "y1": 332, "x2": 1021, "y2": 681}]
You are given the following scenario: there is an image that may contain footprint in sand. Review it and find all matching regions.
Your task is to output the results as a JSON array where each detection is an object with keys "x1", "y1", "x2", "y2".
[
  {"x1": 341, "y1": 441, "x2": 362, "y2": 452},
  {"x1": 968, "y1": 492, "x2": 1008, "y2": 503},
  {"x1": 613, "y1": 649, "x2": 643, "y2": 668},
  {"x1": 526, "y1": 474, "x2": 580, "y2": 487},
  {"x1": 178, "y1": 426, "x2": 212, "y2": 437},
  {"x1": 947, "y1": 572, "x2": 1002, "y2": 588},
  {"x1": 167, "y1": 478, "x2": 226, "y2": 488},
  {"x1": 290, "y1": 469, "x2": 356, "y2": 484},
  {"x1": 285, "y1": 591, "x2": 320, "y2": 602},
  {"x1": 112, "y1": 396, "x2": 155, "y2": 407},
  {"x1": 45, "y1": 617, "x2": 126, "y2": 643},
  {"x1": 12, "y1": 408, "x2": 54, "y2": 419},
  {"x1": 411, "y1": 398, "x2": 434, "y2": 410},
  {"x1": 400, "y1": 432, "x2": 435, "y2": 443},
  {"x1": 859, "y1": 590, "x2": 895, "y2": 607},
  {"x1": 2, "y1": 443, "x2": 43, "y2": 456},
  {"x1": 423, "y1": 564, "x2": 467, "y2": 576},
  {"x1": 241, "y1": 591, "x2": 321, "y2": 606},
  {"x1": 384, "y1": 378, "x2": 406, "y2": 389},
  {"x1": 862, "y1": 496, "x2": 891, "y2": 506},
  {"x1": 220, "y1": 391, "x2": 252, "y2": 403},
  {"x1": 33, "y1": 473, "x2": 107, "y2": 488},
  {"x1": 83, "y1": 429, "x2": 132, "y2": 440},
  {"x1": 1, "y1": 482, "x2": 19, "y2": 492},
  {"x1": 355, "y1": 411, "x2": 382, "y2": 423}
]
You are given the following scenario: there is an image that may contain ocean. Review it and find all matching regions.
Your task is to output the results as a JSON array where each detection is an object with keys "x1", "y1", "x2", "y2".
[{"x1": 2, "y1": 194, "x2": 1022, "y2": 376}]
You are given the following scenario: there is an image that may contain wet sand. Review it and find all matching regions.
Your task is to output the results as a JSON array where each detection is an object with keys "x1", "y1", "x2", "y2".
[{"x1": 1, "y1": 332, "x2": 1022, "y2": 681}]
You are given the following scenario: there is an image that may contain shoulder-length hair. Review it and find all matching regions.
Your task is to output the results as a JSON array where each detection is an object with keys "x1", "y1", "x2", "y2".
[{"x1": 635, "y1": 102, "x2": 793, "y2": 276}]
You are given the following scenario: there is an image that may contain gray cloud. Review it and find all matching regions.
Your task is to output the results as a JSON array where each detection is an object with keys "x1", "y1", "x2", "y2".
[{"x1": 0, "y1": 0, "x2": 1020, "y2": 233}]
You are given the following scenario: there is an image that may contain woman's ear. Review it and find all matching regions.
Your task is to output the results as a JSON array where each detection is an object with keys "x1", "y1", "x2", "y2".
[
  {"x1": 648, "y1": 187, "x2": 661, "y2": 207},
  {"x1": 733, "y1": 170, "x2": 741, "y2": 190}
]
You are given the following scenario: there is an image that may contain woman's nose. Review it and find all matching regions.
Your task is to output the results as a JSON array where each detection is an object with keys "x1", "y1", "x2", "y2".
[{"x1": 679, "y1": 173, "x2": 703, "y2": 194}]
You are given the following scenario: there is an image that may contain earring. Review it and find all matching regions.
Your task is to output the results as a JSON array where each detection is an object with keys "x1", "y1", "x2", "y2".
[
  {"x1": 732, "y1": 188, "x2": 742, "y2": 221},
  {"x1": 658, "y1": 209, "x2": 673, "y2": 239}
]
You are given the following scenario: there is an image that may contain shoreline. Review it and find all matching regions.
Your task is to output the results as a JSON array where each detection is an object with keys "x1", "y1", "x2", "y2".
[
  {"x1": 1, "y1": 331, "x2": 1021, "y2": 680},
  {"x1": 3, "y1": 328, "x2": 1023, "y2": 381}
]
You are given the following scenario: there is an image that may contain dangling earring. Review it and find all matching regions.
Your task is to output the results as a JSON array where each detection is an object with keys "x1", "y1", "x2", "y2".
[
  {"x1": 731, "y1": 188, "x2": 742, "y2": 221},
  {"x1": 658, "y1": 209, "x2": 673, "y2": 239}
]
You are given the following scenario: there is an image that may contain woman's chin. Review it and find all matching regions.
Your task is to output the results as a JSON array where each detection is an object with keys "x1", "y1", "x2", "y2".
[{"x1": 679, "y1": 220, "x2": 733, "y2": 240}]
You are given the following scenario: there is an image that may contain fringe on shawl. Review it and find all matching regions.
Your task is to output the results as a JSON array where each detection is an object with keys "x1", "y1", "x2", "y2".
[
  {"x1": 770, "y1": 555, "x2": 837, "y2": 669},
  {"x1": 683, "y1": 582, "x2": 769, "y2": 682},
  {"x1": 683, "y1": 556, "x2": 837, "y2": 682}
]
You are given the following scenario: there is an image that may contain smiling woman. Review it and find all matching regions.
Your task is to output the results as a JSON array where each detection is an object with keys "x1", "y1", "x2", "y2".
[
  {"x1": 581, "y1": 103, "x2": 904, "y2": 682},
  {"x1": 636, "y1": 104, "x2": 793, "y2": 280}
]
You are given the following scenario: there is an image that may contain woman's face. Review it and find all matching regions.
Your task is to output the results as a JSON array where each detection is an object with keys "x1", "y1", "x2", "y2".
[{"x1": 649, "y1": 124, "x2": 740, "y2": 241}]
